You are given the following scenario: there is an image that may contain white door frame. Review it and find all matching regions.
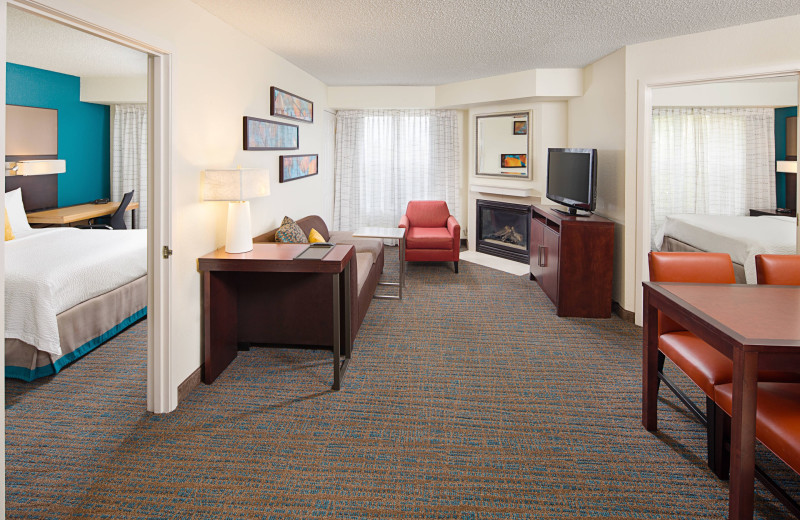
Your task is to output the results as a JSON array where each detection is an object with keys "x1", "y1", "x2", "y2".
[
  {"x1": 4, "y1": 0, "x2": 175, "y2": 412},
  {"x1": 634, "y1": 70, "x2": 800, "y2": 324}
]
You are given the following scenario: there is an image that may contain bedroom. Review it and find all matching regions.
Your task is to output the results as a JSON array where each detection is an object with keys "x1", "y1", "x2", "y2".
[
  {"x1": 4, "y1": 7, "x2": 149, "y2": 382},
  {"x1": 1, "y1": 1, "x2": 800, "y2": 518},
  {"x1": 649, "y1": 75, "x2": 799, "y2": 284}
]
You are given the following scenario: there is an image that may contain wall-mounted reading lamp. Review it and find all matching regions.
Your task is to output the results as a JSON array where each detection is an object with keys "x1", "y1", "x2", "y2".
[{"x1": 5, "y1": 159, "x2": 67, "y2": 176}]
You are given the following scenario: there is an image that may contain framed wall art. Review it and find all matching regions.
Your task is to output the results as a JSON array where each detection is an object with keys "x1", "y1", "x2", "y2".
[
  {"x1": 513, "y1": 120, "x2": 527, "y2": 135},
  {"x1": 243, "y1": 116, "x2": 299, "y2": 151},
  {"x1": 270, "y1": 87, "x2": 314, "y2": 123},
  {"x1": 500, "y1": 154, "x2": 526, "y2": 168},
  {"x1": 279, "y1": 154, "x2": 318, "y2": 183}
]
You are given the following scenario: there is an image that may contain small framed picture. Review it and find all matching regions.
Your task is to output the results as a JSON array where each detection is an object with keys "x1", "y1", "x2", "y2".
[
  {"x1": 243, "y1": 116, "x2": 299, "y2": 151},
  {"x1": 513, "y1": 120, "x2": 527, "y2": 135},
  {"x1": 279, "y1": 154, "x2": 319, "y2": 183},
  {"x1": 271, "y1": 87, "x2": 314, "y2": 123},
  {"x1": 501, "y1": 154, "x2": 526, "y2": 168}
]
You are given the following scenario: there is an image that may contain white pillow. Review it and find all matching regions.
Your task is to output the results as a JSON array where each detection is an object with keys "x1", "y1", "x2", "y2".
[{"x1": 5, "y1": 188, "x2": 32, "y2": 235}]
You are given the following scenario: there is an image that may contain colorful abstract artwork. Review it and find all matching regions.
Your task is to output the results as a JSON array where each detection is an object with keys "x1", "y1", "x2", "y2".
[
  {"x1": 501, "y1": 154, "x2": 526, "y2": 168},
  {"x1": 513, "y1": 120, "x2": 527, "y2": 135},
  {"x1": 279, "y1": 154, "x2": 318, "y2": 183},
  {"x1": 243, "y1": 116, "x2": 299, "y2": 151},
  {"x1": 271, "y1": 87, "x2": 314, "y2": 123}
]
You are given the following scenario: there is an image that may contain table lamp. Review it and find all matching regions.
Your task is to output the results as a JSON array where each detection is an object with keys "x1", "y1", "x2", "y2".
[
  {"x1": 203, "y1": 168, "x2": 270, "y2": 253},
  {"x1": 777, "y1": 160, "x2": 798, "y2": 174}
]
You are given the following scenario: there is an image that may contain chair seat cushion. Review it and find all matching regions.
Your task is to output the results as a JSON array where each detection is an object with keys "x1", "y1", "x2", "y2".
[
  {"x1": 715, "y1": 382, "x2": 800, "y2": 473},
  {"x1": 406, "y1": 227, "x2": 452, "y2": 249},
  {"x1": 659, "y1": 331, "x2": 733, "y2": 397}
]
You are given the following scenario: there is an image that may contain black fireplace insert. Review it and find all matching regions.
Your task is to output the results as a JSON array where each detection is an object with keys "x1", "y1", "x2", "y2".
[{"x1": 476, "y1": 199, "x2": 530, "y2": 263}]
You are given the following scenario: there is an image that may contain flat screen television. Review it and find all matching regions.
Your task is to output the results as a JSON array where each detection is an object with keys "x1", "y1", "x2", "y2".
[{"x1": 546, "y1": 148, "x2": 598, "y2": 215}]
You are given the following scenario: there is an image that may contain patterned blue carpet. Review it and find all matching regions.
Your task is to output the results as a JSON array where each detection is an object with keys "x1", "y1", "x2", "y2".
[{"x1": 5, "y1": 249, "x2": 799, "y2": 518}]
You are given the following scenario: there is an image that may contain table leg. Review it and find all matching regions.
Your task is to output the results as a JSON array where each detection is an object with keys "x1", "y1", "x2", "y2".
[
  {"x1": 399, "y1": 234, "x2": 405, "y2": 297},
  {"x1": 729, "y1": 349, "x2": 758, "y2": 520},
  {"x1": 332, "y1": 271, "x2": 341, "y2": 391},
  {"x1": 131, "y1": 209, "x2": 137, "y2": 229},
  {"x1": 202, "y1": 271, "x2": 239, "y2": 384},
  {"x1": 642, "y1": 286, "x2": 659, "y2": 431}
]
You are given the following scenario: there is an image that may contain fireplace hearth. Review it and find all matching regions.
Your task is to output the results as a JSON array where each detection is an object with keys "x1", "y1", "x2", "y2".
[{"x1": 476, "y1": 199, "x2": 530, "y2": 263}]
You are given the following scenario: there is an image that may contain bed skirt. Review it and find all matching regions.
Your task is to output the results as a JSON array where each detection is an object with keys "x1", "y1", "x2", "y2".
[
  {"x1": 6, "y1": 275, "x2": 147, "y2": 381},
  {"x1": 660, "y1": 237, "x2": 747, "y2": 283}
]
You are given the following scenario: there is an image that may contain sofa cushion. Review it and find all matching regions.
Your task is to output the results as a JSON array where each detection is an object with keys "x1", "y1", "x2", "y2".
[
  {"x1": 355, "y1": 252, "x2": 373, "y2": 293},
  {"x1": 308, "y1": 228, "x2": 326, "y2": 243},
  {"x1": 329, "y1": 230, "x2": 382, "y2": 263},
  {"x1": 406, "y1": 227, "x2": 453, "y2": 249},
  {"x1": 275, "y1": 216, "x2": 308, "y2": 243}
]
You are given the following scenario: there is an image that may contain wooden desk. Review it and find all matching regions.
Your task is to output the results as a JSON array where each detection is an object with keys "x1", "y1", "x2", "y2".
[
  {"x1": 642, "y1": 282, "x2": 800, "y2": 519},
  {"x1": 198, "y1": 243, "x2": 354, "y2": 390},
  {"x1": 26, "y1": 201, "x2": 140, "y2": 228}
]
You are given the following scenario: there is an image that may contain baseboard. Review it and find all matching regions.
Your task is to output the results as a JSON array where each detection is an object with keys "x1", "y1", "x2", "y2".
[
  {"x1": 178, "y1": 366, "x2": 202, "y2": 403},
  {"x1": 613, "y1": 302, "x2": 635, "y2": 324}
]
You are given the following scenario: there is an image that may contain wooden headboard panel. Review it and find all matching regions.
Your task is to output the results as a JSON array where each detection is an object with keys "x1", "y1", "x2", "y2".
[{"x1": 4, "y1": 175, "x2": 58, "y2": 212}]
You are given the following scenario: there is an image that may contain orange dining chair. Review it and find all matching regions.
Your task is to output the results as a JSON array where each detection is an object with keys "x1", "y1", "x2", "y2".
[{"x1": 755, "y1": 254, "x2": 800, "y2": 285}]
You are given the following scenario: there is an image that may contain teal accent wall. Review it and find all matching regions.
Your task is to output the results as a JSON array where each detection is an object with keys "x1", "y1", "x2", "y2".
[
  {"x1": 775, "y1": 106, "x2": 797, "y2": 208},
  {"x1": 6, "y1": 63, "x2": 110, "y2": 206}
]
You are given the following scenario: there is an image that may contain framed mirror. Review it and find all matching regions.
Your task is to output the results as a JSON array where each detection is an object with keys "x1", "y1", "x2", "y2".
[{"x1": 476, "y1": 112, "x2": 530, "y2": 179}]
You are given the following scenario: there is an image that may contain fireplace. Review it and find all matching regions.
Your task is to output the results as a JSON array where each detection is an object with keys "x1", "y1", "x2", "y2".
[{"x1": 476, "y1": 199, "x2": 530, "y2": 263}]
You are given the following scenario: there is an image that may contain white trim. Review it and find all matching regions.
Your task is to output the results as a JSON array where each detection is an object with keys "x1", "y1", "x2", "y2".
[
  {"x1": 6, "y1": 0, "x2": 175, "y2": 413},
  {"x1": 0, "y1": 4, "x2": 7, "y2": 515},
  {"x1": 634, "y1": 70, "x2": 800, "y2": 325}
]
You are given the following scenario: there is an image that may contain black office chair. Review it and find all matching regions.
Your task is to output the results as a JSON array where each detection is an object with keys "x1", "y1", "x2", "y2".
[{"x1": 78, "y1": 190, "x2": 134, "y2": 230}]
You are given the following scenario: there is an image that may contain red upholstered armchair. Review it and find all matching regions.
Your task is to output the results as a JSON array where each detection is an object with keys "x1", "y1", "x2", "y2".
[{"x1": 398, "y1": 200, "x2": 460, "y2": 273}]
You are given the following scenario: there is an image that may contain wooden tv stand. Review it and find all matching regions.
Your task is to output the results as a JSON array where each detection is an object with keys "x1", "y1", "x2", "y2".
[{"x1": 529, "y1": 205, "x2": 614, "y2": 318}]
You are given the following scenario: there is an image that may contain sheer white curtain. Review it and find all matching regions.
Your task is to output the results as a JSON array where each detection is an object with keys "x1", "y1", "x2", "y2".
[
  {"x1": 112, "y1": 104, "x2": 148, "y2": 229},
  {"x1": 651, "y1": 107, "x2": 775, "y2": 245},
  {"x1": 333, "y1": 109, "x2": 461, "y2": 231}
]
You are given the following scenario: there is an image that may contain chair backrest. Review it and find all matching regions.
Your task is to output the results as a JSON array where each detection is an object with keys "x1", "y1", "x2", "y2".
[
  {"x1": 648, "y1": 252, "x2": 736, "y2": 335},
  {"x1": 755, "y1": 254, "x2": 800, "y2": 285},
  {"x1": 405, "y1": 200, "x2": 450, "y2": 227},
  {"x1": 109, "y1": 190, "x2": 134, "y2": 230}
]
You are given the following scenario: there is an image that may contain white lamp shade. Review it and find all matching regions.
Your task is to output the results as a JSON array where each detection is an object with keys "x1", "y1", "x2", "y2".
[
  {"x1": 16, "y1": 159, "x2": 66, "y2": 175},
  {"x1": 203, "y1": 168, "x2": 270, "y2": 201},
  {"x1": 777, "y1": 160, "x2": 798, "y2": 174}
]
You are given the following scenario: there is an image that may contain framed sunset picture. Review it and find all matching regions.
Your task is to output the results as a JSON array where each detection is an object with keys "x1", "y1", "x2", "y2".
[
  {"x1": 279, "y1": 154, "x2": 318, "y2": 183},
  {"x1": 500, "y1": 154, "x2": 526, "y2": 168},
  {"x1": 271, "y1": 87, "x2": 314, "y2": 123}
]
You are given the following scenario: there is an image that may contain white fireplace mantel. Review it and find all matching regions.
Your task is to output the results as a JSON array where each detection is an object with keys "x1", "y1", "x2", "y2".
[{"x1": 469, "y1": 184, "x2": 534, "y2": 198}]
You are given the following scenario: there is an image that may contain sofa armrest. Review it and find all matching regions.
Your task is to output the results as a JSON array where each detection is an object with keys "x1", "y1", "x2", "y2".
[
  {"x1": 447, "y1": 215, "x2": 460, "y2": 243},
  {"x1": 398, "y1": 215, "x2": 410, "y2": 229}
]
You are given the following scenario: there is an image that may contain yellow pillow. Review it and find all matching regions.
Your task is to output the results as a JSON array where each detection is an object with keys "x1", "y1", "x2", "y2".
[
  {"x1": 308, "y1": 228, "x2": 326, "y2": 243},
  {"x1": 5, "y1": 209, "x2": 14, "y2": 241}
]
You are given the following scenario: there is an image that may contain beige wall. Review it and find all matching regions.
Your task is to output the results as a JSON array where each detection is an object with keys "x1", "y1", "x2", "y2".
[
  {"x1": 625, "y1": 14, "x2": 800, "y2": 323},
  {"x1": 33, "y1": 0, "x2": 330, "y2": 390},
  {"x1": 80, "y1": 75, "x2": 148, "y2": 104},
  {"x1": 567, "y1": 48, "x2": 627, "y2": 307},
  {"x1": 652, "y1": 77, "x2": 798, "y2": 107}
]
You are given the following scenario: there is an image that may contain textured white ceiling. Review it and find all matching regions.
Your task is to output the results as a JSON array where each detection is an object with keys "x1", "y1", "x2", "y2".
[
  {"x1": 190, "y1": 0, "x2": 800, "y2": 86},
  {"x1": 6, "y1": 7, "x2": 147, "y2": 78}
]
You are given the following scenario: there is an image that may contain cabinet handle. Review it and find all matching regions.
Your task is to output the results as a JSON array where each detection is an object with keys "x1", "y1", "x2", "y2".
[{"x1": 538, "y1": 245, "x2": 545, "y2": 267}]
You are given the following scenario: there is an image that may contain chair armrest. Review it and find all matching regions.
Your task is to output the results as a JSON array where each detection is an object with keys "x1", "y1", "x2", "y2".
[
  {"x1": 398, "y1": 215, "x2": 410, "y2": 229},
  {"x1": 447, "y1": 215, "x2": 460, "y2": 250}
]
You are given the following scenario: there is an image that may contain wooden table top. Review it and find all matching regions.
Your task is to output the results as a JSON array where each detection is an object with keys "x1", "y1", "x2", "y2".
[
  {"x1": 198, "y1": 243, "x2": 354, "y2": 274},
  {"x1": 645, "y1": 282, "x2": 800, "y2": 346},
  {"x1": 26, "y1": 201, "x2": 140, "y2": 224}
]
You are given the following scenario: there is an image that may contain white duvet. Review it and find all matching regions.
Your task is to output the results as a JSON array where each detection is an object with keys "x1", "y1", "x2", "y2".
[
  {"x1": 655, "y1": 214, "x2": 797, "y2": 283},
  {"x1": 5, "y1": 228, "x2": 147, "y2": 356}
]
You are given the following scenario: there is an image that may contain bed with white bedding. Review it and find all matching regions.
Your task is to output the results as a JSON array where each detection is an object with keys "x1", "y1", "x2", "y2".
[
  {"x1": 5, "y1": 227, "x2": 147, "y2": 381},
  {"x1": 654, "y1": 214, "x2": 797, "y2": 283}
]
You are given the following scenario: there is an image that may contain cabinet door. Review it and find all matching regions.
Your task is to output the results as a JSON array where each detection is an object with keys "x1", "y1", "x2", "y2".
[
  {"x1": 530, "y1": 217, "x2": 545, "y2": 278},
  {"x1": 539, "y1": 226, "x2": 560, "y2": 304}
]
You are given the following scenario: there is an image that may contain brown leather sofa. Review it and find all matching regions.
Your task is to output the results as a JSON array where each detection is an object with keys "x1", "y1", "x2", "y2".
[{"x1": 253, "y1": 216, "x2": 384, "y2": 344}]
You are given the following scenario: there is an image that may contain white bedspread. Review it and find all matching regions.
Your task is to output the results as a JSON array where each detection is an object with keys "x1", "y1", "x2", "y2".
[
  {"x1": 655, "y1": 214, "x2": 797, "y2": 283},
  {"x1": 5, "y1": 228, "x2": 147, "y2": 356}
]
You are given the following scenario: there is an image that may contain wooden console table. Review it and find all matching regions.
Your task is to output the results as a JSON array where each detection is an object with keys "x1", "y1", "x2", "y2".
[{"x1": 198, "y1": 243, "x2": 354, "y2": 390}]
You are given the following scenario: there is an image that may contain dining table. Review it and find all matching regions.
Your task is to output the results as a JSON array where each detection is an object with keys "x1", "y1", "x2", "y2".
[{"x1": 642, "y1": 281, "x2": 800, "y2": 519}]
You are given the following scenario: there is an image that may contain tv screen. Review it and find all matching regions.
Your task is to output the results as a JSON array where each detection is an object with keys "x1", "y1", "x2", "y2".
[{"x1": 546, "y1": 148, "x2": 597, "y2": 214}]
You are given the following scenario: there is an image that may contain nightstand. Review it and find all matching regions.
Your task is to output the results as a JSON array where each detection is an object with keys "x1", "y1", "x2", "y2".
[{"x1": 749, "y1": 208, "x2": 796, "y2": 217}]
